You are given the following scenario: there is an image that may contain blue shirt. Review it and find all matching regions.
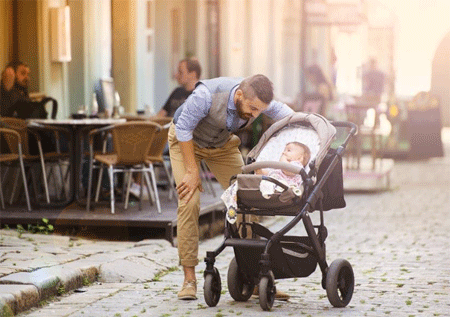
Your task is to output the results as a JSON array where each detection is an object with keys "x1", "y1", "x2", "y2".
[{"x1": 175, "y1": 83, "x2": 294, "y2": 142}]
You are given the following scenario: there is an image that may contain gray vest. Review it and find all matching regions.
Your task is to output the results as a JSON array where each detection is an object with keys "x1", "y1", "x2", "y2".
[{"x1": 193, "y1": 77, "x2": 253, "y2": 148}]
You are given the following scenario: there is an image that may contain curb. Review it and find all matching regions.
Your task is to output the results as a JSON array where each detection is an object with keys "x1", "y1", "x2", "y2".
[{"x1": 0, "y1": 264, "x2": 98, "y2": 316}]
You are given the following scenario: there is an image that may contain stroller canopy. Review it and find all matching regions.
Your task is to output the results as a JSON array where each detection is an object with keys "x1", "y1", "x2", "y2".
[{"x1": 247, "y1": 112, "x2": 336, "y2": 168}]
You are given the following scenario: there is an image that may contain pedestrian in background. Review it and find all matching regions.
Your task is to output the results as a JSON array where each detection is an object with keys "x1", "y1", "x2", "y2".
[{"x1": 157, "y1": 57, "x2": 202, "y2": 117}]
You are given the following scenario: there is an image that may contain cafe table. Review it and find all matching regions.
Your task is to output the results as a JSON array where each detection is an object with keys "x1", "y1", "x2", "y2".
[{"x1": 28, "y1": 118, "x2": 126, "y2": 206}]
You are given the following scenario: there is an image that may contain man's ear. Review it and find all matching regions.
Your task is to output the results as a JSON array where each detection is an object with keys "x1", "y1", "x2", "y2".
[{"x1": 235, "y1": 89, "x2": 243, "y2": 99}]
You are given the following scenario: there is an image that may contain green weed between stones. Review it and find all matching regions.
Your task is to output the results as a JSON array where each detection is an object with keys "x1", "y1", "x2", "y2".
[
  {"x1": 13, "y1": 219, "x2": 54, "y2": 238},
  {"x1": 152, "y1": 266, "x2": 179, "y2": 282}
]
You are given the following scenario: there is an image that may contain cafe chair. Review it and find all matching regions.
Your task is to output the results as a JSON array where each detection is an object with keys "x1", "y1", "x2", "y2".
[
  {"x1": 0, "y1": 118, "x2": 70, "y2": 205},
  {"x1": 149, "y1": 116, "x2": 173, "y2": 126},
  {"x1": 86, "y1": 121, "x2": 161, "y2": 214},
  {"x1": 0, "y1": 127, "x2": 32, "y2": 211},
  {"x1": 28, "y1": 121, "x2": 71, "y2": 200},
  {"x1": 144, "y1": 122, "x2": 177, "y2": 202}
]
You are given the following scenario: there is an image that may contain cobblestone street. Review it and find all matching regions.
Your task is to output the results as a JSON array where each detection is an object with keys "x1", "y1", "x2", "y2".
[{"x1": 6, "y1": 134, "x2": 448, "y2": 317}]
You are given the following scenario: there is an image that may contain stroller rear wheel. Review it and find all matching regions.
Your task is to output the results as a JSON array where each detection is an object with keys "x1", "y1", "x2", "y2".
[
  {"x1": 326, "y1": 259, "x2": 354, "y2": 307},
  {"x1": 259, "y1": 271, "x2": 275, "y2": 311},
  {"x1": 204, "y1": 267, "x2": 221, "y2": 307},
  {"x1": 227, "y1": 257, "x2": 255, "y2": 302}
]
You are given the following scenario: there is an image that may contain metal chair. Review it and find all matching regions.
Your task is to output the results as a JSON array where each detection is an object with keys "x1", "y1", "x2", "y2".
[
  {"x1": 0, "y1": 118, "x2": 69, "y2": 205},
  {"x1": 0, "y1": 127, "x2": 31, "y2": 211},
  {"x1": 86, "y1": 121, "x2": 161, "y2": 214},
  {"x1": 145, "y1": 122, "x2": 177, "y2": 201}
]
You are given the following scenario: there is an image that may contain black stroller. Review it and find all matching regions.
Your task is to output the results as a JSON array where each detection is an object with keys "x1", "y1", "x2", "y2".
[{"x1": 203, "y1": 112, "x2": 358, "y2": 311}]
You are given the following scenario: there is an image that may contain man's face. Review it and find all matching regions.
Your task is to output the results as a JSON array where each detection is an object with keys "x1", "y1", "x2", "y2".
[
  {"x1": 235, "y1": 90, "x2": 269, "y2": 120},
  {"x1": 15, "y1": 65, "x2": 30, "y2": 88},
  {"x1": 176, "y1": 61, "x2": 190, "y2": 87}
]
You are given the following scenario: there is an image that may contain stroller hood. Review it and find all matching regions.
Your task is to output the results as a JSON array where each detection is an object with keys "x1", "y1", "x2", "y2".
[{"x1": 247, "y1": 112, "x2": 336, "y2": 168}]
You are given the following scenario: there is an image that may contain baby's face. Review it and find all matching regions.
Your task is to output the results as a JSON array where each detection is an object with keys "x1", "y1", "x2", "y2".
[{"x1": 280, "y1": 143, "x2": 305, "y2": 164}]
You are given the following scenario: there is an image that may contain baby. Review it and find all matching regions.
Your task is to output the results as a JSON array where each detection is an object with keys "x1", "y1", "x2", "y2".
[{"x1": 221, "y1": 141, "x2": 311, "y2": 223}]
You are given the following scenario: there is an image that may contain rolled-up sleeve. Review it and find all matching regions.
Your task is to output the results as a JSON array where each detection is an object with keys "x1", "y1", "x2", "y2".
[
  {"x1": 263, "y1": 100, "x2": 294, "y2": 120},
  {"x1": 174, "y1": 84, "x2": 212, "y2": 142}
]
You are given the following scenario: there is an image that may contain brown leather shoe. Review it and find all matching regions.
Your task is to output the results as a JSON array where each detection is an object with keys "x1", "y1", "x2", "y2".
[
  {"x1": 178, "y1": 280, "x2": 197, "y2": 300},
  {"x1": 252, "y1": 285, "x2": 290, "y2": 301}
]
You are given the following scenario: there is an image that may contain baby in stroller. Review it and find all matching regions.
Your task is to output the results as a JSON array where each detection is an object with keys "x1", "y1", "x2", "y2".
[{"x1": 221, "y1": 141, "x2": 311, "y2": 223}]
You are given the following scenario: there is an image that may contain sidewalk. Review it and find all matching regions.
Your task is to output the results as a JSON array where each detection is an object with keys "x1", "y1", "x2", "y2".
[
  {"x1": 0, "y1": 231, "x2": 179, "y2": 316},
  {"x1": 1, "y1": 130, "x2": 450, "y2": 316}
]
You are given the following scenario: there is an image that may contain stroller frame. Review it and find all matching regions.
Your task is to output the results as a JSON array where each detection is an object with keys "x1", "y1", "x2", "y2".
[{"x1": 203, "y1": 121, "x2": 358, "y2": 311}]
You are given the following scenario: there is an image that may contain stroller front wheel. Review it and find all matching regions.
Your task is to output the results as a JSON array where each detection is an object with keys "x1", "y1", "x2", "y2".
[
  {"x1": 227, "y1": 257, "x2": 255, "y2": 302},
  {"x1": 259, "y1": 271, "x2": 275, "y2": 311},
  {"x1": 204, "y1": 267, "x2": 222, "y2": 307},
  {"x1": 326, "y1": 259, "x2": 355, "y2": 307}
]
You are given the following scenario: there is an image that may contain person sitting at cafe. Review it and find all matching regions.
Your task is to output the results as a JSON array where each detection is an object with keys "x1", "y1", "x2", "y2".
[
  {"x1": 157, "y1": 57, "x2": 202, "y2": 117},
  {"x1": 1, "y1": 60, "x2": 31, "y2": 117}
]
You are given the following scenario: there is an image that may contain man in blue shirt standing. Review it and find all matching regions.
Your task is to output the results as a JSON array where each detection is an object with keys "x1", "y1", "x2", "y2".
[{"x1": 169, "y1": 74, "x2": 293, "y2": 300}]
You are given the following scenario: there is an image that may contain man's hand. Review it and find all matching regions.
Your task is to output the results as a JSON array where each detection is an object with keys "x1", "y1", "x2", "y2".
[
  {"x1": 1, "y1": 66, "x2": 15, "y2": 91},
  {"x1": 176, "y1": 168, "x2": 203, "y2": 203}
]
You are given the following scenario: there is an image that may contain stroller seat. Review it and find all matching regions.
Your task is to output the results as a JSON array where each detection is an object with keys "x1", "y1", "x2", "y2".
[{"x1": 235, "y1": 116, "x2": 335, "y2": 213}]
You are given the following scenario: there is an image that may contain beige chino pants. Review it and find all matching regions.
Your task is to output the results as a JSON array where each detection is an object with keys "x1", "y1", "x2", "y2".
[{"x1": 168, "y1": 123, "x2": 244, "y2": 267}]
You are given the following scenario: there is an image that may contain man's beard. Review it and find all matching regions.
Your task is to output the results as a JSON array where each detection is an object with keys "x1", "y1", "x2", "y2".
[{"x1": 235, "y1": 98, "x2": 251, "y2": 120}]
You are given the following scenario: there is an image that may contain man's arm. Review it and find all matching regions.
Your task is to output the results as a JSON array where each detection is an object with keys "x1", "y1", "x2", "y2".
[
  {"x1": 176, "y1": 140, "x2": 203, "y2": 202},
  {"x1": 1, "y1": 67, "x2": 15, "y2": 91},
  {"x1": 173, "y1": 84, "x2": 211, "y2": 202}
]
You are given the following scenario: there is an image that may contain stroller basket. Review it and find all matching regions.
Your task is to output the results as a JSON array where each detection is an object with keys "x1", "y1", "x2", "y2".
[{"x1": 231, "y1": 223, "x2": 318, "y2": 280}]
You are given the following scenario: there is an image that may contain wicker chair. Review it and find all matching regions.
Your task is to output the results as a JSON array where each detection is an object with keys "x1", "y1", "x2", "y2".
[
  {"x1": 0, "y1": 127, "x2": 31, "y2": 211},
  {"x1": 0, "y1": 118, "x2": 69, "y2": 205},
  {"x1": 146, "y1": 122, "x2": 177, "y2": 201},
  {"x1": 86, "y1": 121, "x2": 161, "y2": 214}
]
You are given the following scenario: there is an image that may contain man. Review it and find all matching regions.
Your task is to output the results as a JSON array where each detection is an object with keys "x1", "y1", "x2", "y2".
[
  {"x1": 157, "y1": 58, "x2": 201, "y2": 117},
  {"x1": 169, "y1": 74, "x2": 294, "y2": 300},
  {"x1": 1, "y1": 61, "x2": 31, "y2": 117}
]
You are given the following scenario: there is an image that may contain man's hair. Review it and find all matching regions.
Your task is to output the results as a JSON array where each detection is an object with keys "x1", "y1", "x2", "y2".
[
  {"x1": 238, "y1": 74, "x2": 274, "y2": 104},
  {"x1": 181, "y1": 57, "x2": 201, "y2": 79},
  {"x1": 6, "y1": 60, "x2": 28, "y2": 72},
  {"x1": 287, "y1": 141, "x2": 311, "y2": 166}
]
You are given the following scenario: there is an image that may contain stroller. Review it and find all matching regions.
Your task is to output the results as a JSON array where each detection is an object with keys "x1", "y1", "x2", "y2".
[{"x1": 203, "y1": 112, "x2": 358, "y2": 311}]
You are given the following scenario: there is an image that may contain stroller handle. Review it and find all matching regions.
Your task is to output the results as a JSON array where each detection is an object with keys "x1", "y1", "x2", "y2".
[
  {"x1": 331, "y1": 121, "x2": 358, "y2": 136},
  {"x1": 241, "y1": 161, "x2": 302, "y2": 175}
]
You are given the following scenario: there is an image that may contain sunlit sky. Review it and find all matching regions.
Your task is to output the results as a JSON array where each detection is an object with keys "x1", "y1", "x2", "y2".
[{"x1": 374, "y1": 0, "x2": 450, "y2": 97}]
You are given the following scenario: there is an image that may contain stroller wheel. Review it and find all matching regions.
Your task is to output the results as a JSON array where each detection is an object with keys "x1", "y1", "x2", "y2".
[
  {"x1": 204, "y1": 267, "x2": 221, "y2": 307},
  {"x1": 326, "y1": 259, "x2": 355, "y2": 307},
  {"x1": 227, "y1": 257, "x2": 255, "y2": 302},
  {"x1": 259, "y1": 271, "x2": 275, "y2": 311}
]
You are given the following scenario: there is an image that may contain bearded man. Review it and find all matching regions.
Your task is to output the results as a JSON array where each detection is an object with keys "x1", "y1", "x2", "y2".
[
  {"x1": 169, "y1": 74, "x2": 294, "y2": 300},
  {"x1": 1, "y1": 61, "x2": 31, "y2": 117}
]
